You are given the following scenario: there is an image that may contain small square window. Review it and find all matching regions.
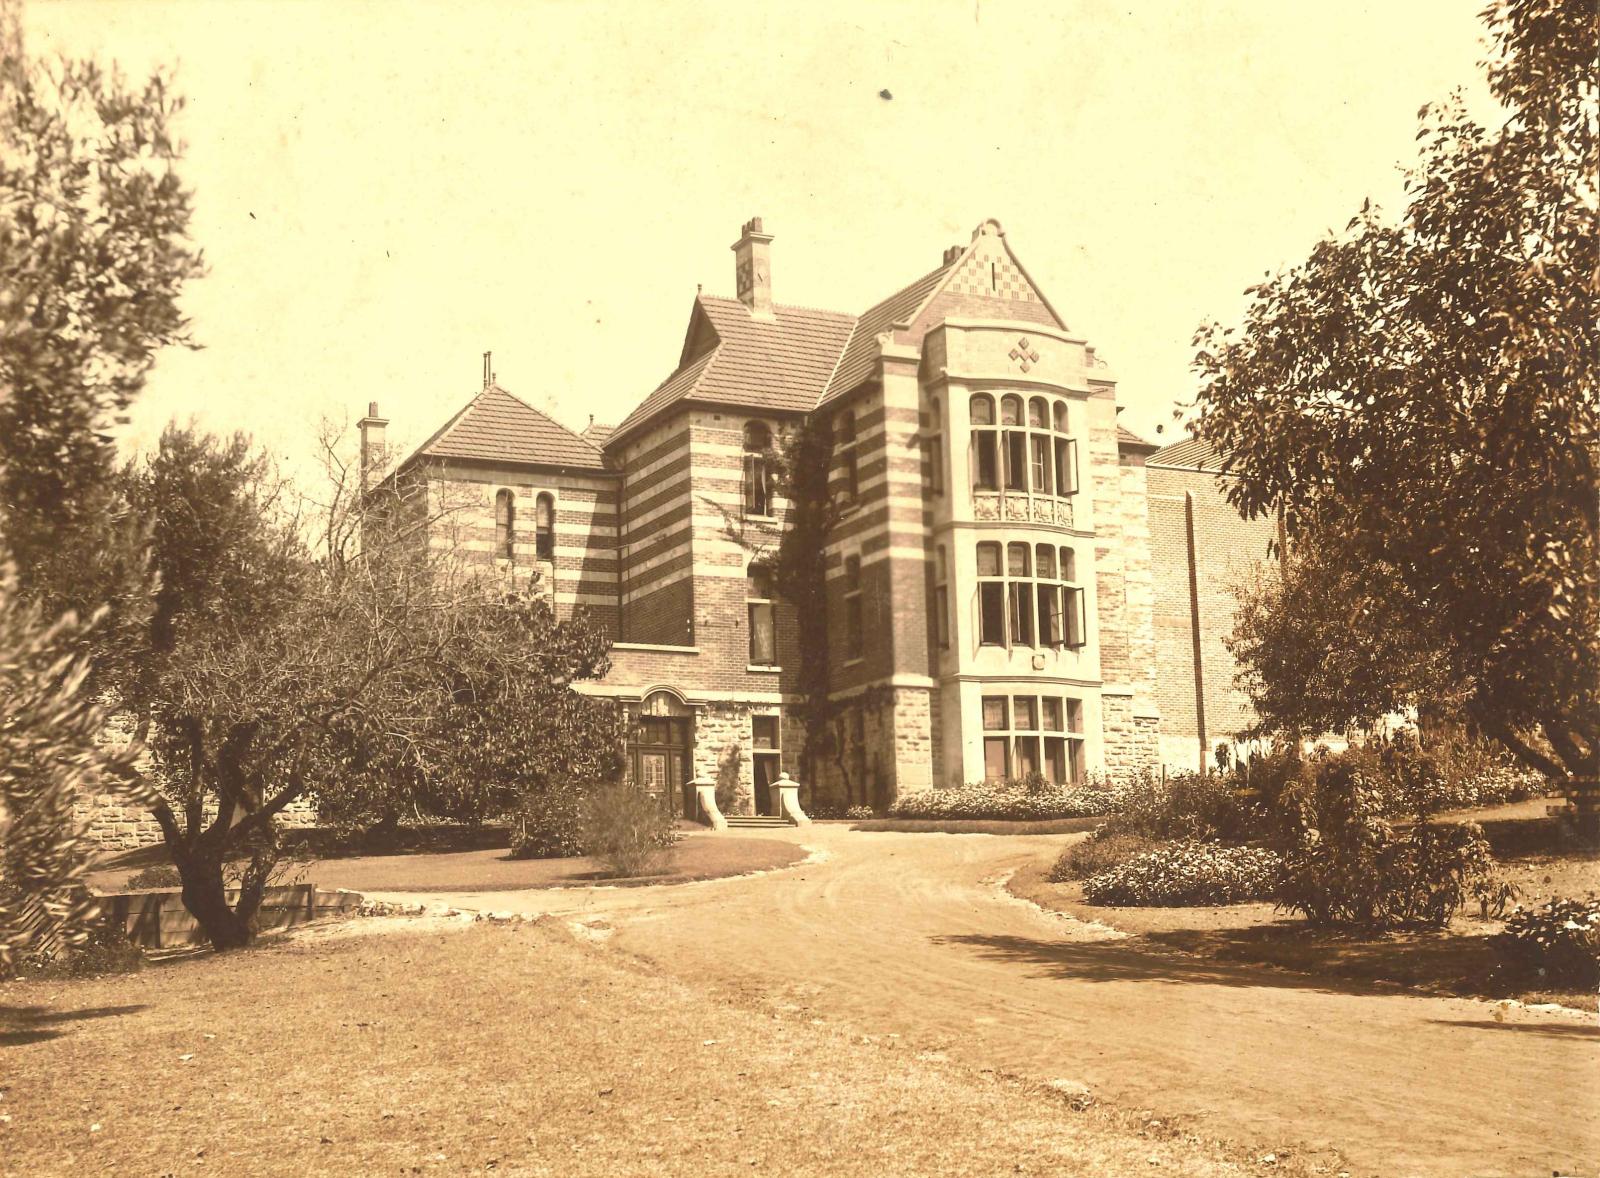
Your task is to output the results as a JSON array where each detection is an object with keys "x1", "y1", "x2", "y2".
[
  {"x1": 982, "y1": 697, "x2": 1008, "y2": 730},
  {"x1": 1013, "y1": 696, "x2": 1036, "y2": 731},
  {"x1": 1042, "y1": 698, "x2": 1063, "y2": 732},
  {"x1": 1065, "y1": 699, "x2": 1084, "y2": 734}
]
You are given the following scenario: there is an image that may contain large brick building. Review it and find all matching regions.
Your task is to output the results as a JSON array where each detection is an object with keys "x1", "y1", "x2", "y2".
[{"x1": 364, "y1": 217, "x2": 1268, "y2": 818}]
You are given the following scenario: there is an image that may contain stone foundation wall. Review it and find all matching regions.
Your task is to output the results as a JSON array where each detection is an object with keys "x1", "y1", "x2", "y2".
[
  {"x1": 1101, "y1": 693, "x2": 1161, "y2": 782},
  {"x1": 76, "y1": 792, "x2": 321, "y2": 852}
]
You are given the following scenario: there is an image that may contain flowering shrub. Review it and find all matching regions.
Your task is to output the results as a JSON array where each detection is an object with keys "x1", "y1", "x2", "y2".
[
  {"x1": 1275, "y1": 754, "x2": 1501, "y2": 929},
  {"x1": 887, "y1": 781, "x2": 1112, "y2": 822},
  {"x1": 1490, "y1": 898, "x2": 1600, "y2": 988},
  {"x1": 580, "y1": 781, "x2": 681, "y2": 878},
  {"x1": 1046, "y1": 833, "x2": 1159, "y2": 883},
  {"x1": 509, "y1": 786, "x2": 586, "y2": 859},
  {"x1": 1082, "y1": 841, "x2": 1282, "y2": 906},
  {"x1": 844, "y1": 805, "x2": 875, "y2": 820}
]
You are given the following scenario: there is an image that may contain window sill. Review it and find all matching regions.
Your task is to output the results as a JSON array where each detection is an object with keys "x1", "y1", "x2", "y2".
[
  {"x1": 841, "y1": 657, "x2": 865, "y2": 667},
  {"x1": 741, "y1": 513, "x2": 778, "y2": 523},
  {"x1": 747, "y1": 664, "x2": 783, "y2": 674}
]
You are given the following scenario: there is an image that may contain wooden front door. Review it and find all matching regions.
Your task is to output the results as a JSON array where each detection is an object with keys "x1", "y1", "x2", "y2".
[{"x1": 630, "y1": 714, "x2": 692, "y2": 817}]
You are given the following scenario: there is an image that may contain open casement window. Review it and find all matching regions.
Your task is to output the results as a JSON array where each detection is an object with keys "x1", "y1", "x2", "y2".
[
  {"x1": 747, "y1": 562, "x2": 777, "y2": 666},
  {"x1": 1006, "y1": 542, "x2": 1033, "y2": 645},
  {"x1": 534, "y1": 492, "x2": 555, "y2": 560},
  {"x1": 742, "y1": 421, "x2": 774, "y2": 518},
  {"x1": 976, "y1": 541, "x2": 1005, "y2": 645},
  {"x1": 969, "y1": 395, "x2": 999, "y2": 491},
  {"x1": 843, "y1": 555, "x2": 863, "y2": 661},
  {"x1": 494, "y1": 489, "x2": 516, "y2": 561},
  {"x1": 836, "y1": 411, "x2": 859, "y2": 504}
]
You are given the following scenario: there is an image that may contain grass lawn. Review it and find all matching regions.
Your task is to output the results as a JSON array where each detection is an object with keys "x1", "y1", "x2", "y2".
[
  {"x1": 1011, "y1": 799, "x2": 1599, "y2": 1011},
  {"x1": 89, "y1": 833, "x2": 805, "y2": 894},
  {"x1": 1, "y1": 920, "x2": 1306, "y2": 1177}
]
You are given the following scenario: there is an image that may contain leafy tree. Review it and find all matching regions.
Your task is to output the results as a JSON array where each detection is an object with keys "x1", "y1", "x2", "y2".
[
  {"x1": 0, "y1": 564, "x2": 150, "y2": 975},
  {"x1": 1192, "y1": 0, "x2": 1598, "y2": 799},
  {"x1": 113, "y1": 426, "x2": 622, "y2": 949},
  {"x1": 0, "y1": 2, "x2": 203, "y2": 597},
  {"x1": 0, "y1": 2, "x2": 198, "y2": 966},
  {"x1": 1227, "y1": 545, "x2": 1465, "y2": 742}
]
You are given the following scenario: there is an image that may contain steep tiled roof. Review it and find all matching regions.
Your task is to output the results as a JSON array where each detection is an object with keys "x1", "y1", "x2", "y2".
[
  {"x1": 402, "y1": 385, "x2": 609, "y2": 472},
  {"x1": 819, "y1": 261, "x2": 954, "y2": 407},
  {"x1": 609, "y1": 296, "x2": 855, "y2": 447},
  {"x1": 1116, "y1": 424, "x2": 1160, "y2": 453},
  {"x1": 1147, "y1": 434, "x2": 1221, "y2": 470},
  {"x1": 579, "y1": 420, "x2": 615, "y2": 447}
]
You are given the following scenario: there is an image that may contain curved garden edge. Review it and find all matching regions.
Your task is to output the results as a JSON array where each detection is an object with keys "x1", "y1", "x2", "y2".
[
  {"x1": 849, "y1": 816, "x2": 1104, "y2": 836},
  {"x1": 1004, "y1": 852, "x2": 1600, "y2": 1015},
  {"x1": 90, "y1": 832, "x2": 810, "y2": 897}
]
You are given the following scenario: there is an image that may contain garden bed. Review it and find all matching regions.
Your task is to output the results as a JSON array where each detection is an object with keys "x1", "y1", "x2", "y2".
[
  {"x1": 1012, "y1": 802, "x2": 1599, "y2": 1011},
  {"x1": 852, "y1": 816, "x2": 1103, "y2": 836},
  {"x1": 89, "y1": 833, "x2": 805, "y2": 895}
]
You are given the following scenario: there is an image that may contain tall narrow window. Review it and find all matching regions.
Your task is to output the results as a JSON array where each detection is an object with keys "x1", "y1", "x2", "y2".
[
  {"x1": 1062, "y1": 546, "x2": 1086, "y2": 648},
  {"x1": 976, "y1": 541, "x2": 1005, "y2": 645},
  {"x1": 969, "y1": 395, "x2": 998, "y2": 490},
  {"x1": 495, "y1": 490, "x2": 516, "y2": 562},
  {"x1": 982, "y1": 696, "x2": 1010, "y2": 781},
  {"x1": 1006, "y1": 542, "x2": 1033, "y2": 645},
  {"x1": 843, "y1": 555, "x2": 863, "y2": 661},
  {"x1": 933, "y1": 545, "x2": 949, "y2": 650},
  {"x1": 837, "y1": 411, "x2": 859, "y2": 503},
  {"x1": 1036, "y1": 544, "x2": 1062, "y2": 646},
  {"x1": 534, "y1": 492, "x2": 554, "y2": 560},
  {"x1": 925, "y1": 397, "x2": 944, "y2": 497},
  {"x1": 1001, "y1": 395, "x2": 1026, "y2": 491},
  {"x1": 743, "y1": 421, "x2": 773, "y2": 517},
  {"x1": 747, "y1": 562, "x2": 776, "y2": 666},
  {"x1": 1013, "y1": 695, "x2": 1040, "y2": 781}
]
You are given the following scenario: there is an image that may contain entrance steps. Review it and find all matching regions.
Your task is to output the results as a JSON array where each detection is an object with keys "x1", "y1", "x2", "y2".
[{"x1": 723, "y1": 814, "x2": 794, "y2": 830}]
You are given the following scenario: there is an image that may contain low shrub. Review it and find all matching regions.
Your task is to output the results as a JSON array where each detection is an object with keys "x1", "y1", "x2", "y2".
[
  {"x1": 1275, "y1": 753, "x2": 1500, "y2": 929},
  {"x1": 580, "y1": 781, "x2": 681, "y2": 878},
  {"x1": 509, "y1": 786, "x2": 586, "y2": 859},
  {"x1": 887, "y1": 782, "x2": 1112, "y2": 822},
  {"x1": 844, "y1": 805, "x2": 875, "y2": 821},
  {"x1": 1097, "y1": 752, "x2": 1301, "y2": 845},
  {"x1": 1082, "y1": 841, "x2": 1282, "y2": 906},
  {"x1": 1489, "y1": 897, "x2": 1600, "y2": 989},
  {"x1": 6, "y1": 909, "x2": 143, "y2": 979},
  {"x1": 125, "y1": 863, "x2": 181, "y2": 890},
  {"x1": 1046, "y1": 832, "x2": 1159, "y2": 883}
]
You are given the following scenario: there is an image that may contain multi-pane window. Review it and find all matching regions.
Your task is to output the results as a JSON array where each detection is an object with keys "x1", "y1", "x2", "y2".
[
  {"x1": 747, "y1": 563, "x2": 776, "y2": 666},
  {"x1": 534, "y1": 492, "x2": 555, "y2": 560},
  {"x1": 843, "y1": 555, "x2": 863, "y2": 661},
  {"x1": 836, "y1": 410, "x2": 859, "y2": 503},
  {"x1": 933, "y1": 545, "x2": 950, "y2": 650},
  {"x1": 969, "y1": 393, "x2": 1078, "y2": 496},
  {"x1": 981, "y1": 693, "x2": 1086, "y2": 784},
  {"x1": 975, "y1": 541, "x2": 1086, "y2": 650},
  {"x1": 495, "y1": 489, "x2": 516, "y2": 561},
  {"x1": 742, "y1": 421, "x2": 773, "y2": 517}
]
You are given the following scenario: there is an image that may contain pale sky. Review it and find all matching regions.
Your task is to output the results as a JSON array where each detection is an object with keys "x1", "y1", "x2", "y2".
[{"x1": 26, "y1": 0, "x2": 1497, "y2": 479}]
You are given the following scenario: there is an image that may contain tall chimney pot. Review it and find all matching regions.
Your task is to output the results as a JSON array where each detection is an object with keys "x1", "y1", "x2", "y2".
[{"x1": 730, "y1": 217, "x2": 775, "y2": 317}]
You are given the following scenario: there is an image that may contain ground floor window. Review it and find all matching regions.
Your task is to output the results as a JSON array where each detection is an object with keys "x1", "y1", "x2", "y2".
[{"x1": 980, "y1": 693, "x2": 1085, "y2": 784}]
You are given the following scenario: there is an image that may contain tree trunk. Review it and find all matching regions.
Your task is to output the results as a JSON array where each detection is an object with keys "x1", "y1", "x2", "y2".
[{"x1": 174, "y1": 849, "x2": 254, "y2": 950}]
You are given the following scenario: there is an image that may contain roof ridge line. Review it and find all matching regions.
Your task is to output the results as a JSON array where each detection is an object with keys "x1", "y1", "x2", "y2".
[{"x1": 489, "y1": 383, "x2": 604, "y2": 459}]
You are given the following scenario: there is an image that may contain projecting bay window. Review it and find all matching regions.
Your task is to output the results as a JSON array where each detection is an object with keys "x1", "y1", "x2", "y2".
[
  {"x1": 982, "y1": 693, "x2": 1086, "y2": 784},
  {"x1": 976, "y1": 541, "x2": 1087, "y2": 651},
  {"x1": 968, "y1": 392, "x2": 1078, "y2": 497}
]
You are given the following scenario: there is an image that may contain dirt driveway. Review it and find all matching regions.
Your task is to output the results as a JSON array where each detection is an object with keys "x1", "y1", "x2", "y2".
[{"x1": 370, "y1": 827, "x2": 1599, "y2": 1178}]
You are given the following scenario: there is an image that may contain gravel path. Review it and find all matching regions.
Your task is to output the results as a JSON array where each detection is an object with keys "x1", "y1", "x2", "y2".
[{"x1": 368, "y1": 825, "x2": 1599, "y2": 1177}]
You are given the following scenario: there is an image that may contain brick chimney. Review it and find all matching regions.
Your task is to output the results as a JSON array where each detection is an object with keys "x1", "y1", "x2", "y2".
[
  {"x1": 731, "y1": 216, "x2": 774, "y2": 316},
  {"x1": 358, "y1": 401, "x2": 388, "y2": 490}
]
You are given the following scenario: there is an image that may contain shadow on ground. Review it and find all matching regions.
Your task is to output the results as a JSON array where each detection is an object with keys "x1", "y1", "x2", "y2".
[{"x1": 0, "y1": 1003, "x2": 148, "y2": 1047}]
